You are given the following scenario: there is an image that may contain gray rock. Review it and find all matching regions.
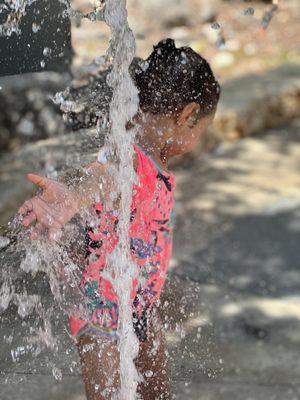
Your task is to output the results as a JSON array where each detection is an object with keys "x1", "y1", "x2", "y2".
[
  {"x1": 0, "y1": 72, "x2": 71, "y2": 153},
  {"x1": 199, "y1": 63, "x2": 300, "y2": 153}
]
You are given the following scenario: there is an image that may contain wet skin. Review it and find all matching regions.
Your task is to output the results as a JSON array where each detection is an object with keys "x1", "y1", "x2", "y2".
[{"x1": 78, "y1": 309, "x2": 170, "y2": 400}]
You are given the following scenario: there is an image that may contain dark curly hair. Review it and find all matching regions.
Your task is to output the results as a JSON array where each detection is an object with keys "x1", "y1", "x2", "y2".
[{"x1": 132, "y1": 38, "x2": 220, "y2": 119}]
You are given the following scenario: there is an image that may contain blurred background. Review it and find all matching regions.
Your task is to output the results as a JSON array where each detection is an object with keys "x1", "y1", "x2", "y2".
[{"x1": 0, "y1": 0, "x2": 300, "y2": 399}]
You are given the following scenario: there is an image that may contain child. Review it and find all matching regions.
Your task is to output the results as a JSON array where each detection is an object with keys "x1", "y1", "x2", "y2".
[{"x1": 19, "y1": 38, "x2": 220, "y2": 400}]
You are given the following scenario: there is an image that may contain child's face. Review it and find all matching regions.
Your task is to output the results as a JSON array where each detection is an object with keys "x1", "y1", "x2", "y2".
[
  {"x1": 170, "y1": 113, "x2": 214, "y2": 156},
  {"x1": 134, "y1": 104, "x2": 215, "y2": 160}
]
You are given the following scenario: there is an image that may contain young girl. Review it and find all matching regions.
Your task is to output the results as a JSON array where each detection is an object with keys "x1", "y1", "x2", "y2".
[{"x1": 19, "y1": 38, "x2": 220, "y2": 400}]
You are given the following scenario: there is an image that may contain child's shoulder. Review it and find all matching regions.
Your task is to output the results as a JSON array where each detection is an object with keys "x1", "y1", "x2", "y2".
[{"x1": 133, "y1": 144, "x2": 160, "y2": 178}]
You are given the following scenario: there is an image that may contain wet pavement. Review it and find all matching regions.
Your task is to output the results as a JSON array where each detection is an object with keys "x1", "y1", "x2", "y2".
[{"x1": 1, "y1": 119, "x2": 300, "y2": 399}]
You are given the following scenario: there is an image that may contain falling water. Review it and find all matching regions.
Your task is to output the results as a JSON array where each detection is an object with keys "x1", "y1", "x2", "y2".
[{"x1": 103, "y1": 0, "x2": 140, "y2": 397}]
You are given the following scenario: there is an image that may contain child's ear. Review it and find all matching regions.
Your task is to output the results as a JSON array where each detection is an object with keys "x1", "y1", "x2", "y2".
[{"x1": 177, "y1": 102, "x2": 201, "y2": 127}]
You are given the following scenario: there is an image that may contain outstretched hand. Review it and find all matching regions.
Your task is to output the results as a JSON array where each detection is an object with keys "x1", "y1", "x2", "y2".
[{"x1": 19, "y1": 174, "x2": 80, "y2": 241}]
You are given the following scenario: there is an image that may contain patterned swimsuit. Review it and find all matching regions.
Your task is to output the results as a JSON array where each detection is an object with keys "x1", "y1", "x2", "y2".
[{"x1": 69, "y1": 144, "x2": 176, "y2": 340}]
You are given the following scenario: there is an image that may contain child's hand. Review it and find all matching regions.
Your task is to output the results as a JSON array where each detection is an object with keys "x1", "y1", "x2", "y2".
[{"x1": 19, "y1": 174, "x2": 80, "y2": 241}]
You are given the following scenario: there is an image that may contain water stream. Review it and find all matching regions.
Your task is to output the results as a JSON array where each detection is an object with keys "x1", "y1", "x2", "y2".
[{"x1": 103, "y1": 0, "x2": 140, "y2": 398}]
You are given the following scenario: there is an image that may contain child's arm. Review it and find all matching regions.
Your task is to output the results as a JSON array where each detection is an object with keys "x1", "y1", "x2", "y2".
[
  {"x1": 69, "y1": 161, "x2": 118, "y2": 212},
  {"x1": 18, "y1": 161, "x2": 119, "y2": 240}
]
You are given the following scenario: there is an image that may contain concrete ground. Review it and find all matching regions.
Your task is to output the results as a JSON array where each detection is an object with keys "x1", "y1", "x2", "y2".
[{"x1": 1, "y1": 118, "x2": 300, "y2": 399}]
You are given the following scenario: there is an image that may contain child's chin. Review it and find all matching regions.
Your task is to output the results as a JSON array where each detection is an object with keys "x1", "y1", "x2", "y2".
[{"x1": 182, "y1": 143, "x2": 197, "y2": 154}]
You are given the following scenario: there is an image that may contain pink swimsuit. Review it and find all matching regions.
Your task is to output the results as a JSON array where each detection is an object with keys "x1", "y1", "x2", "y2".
[{"x1": 70, "y1": 144, "x2": 176, "y2": 340}]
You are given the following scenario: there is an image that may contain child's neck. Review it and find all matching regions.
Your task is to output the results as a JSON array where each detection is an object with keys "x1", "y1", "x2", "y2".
[
  {"x1": 137, "y1": 137, "x2": 170, "y2": 172},
  {"x1": 135, "y1": 114, "x2": 175, "y2": 172}
]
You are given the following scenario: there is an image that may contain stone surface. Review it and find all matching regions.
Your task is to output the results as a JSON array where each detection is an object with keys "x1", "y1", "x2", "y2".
[
  {"x1": 207, "y1": 63, "x2": 300, "y2": 148},
  {"x1": 170, "y1": 63, "x2": 300, "y2": 165},
  {"x1": 0, "y1": 375, "x2": 85, "y2": 400},
  {"x1": 168, "y1": 118, "x2": 300, "y2": 397},
  {"x1": 0, "y1": 72, "x2": 71, "y2": 153}
]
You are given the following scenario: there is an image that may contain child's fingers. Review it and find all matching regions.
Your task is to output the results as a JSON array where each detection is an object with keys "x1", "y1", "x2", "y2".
[
  {"x1": 22, "y1": 212, "x2": 37, "y2": 227},
  {"x1": 33, "y1": 198, "x2": 63, "y2": 229},
  {"x1": 27, "y1": 174, "x2": 51, "y2": 189},
  {"x1": 19, "y1": 199, "x2": 33, "y2": 216}
]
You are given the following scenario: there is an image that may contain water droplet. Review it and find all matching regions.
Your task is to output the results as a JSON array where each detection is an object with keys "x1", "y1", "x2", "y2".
[
  {"x1": 145, "y1": 370, "x2": 153, "y2": 378},
  {"x1": 244, "y1": 7, "x2": 254, "y2": 16},
  {"x1": 211, "y1": 22, "x2": 221, "y2": 30},
  {"x1": 52, "y1": 366, "x2": 62, "y2": 381},
  {"x1": 32, "y1": 22, "x2": 40, "y2": 33},
  {"x1": 43, "y1": 47, "x2": 52, "y2": 57},
  {"x1": 0, "y1": 236, "x2": 9, "y2": 249}
]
